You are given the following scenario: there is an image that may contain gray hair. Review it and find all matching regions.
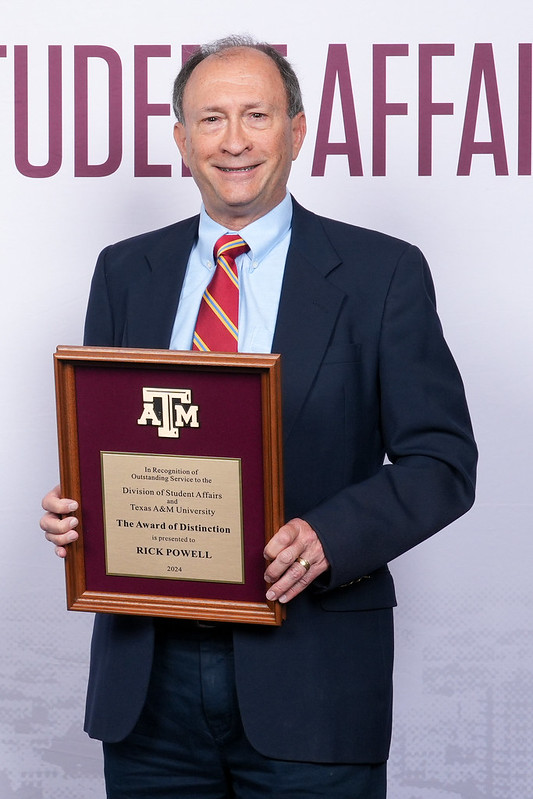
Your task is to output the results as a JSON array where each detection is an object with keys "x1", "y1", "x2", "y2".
[{"x1": 172, "y1": 35, "x2": 304, "y2": 123}]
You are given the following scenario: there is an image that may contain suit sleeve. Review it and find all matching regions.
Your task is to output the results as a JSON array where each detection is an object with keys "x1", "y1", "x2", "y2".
[
  {"x1": 302, "y1": 245, "x2": 477, "y2": 589},
  {"x1": 83, "y1": 246, "x2": 117, "y2": 347}
]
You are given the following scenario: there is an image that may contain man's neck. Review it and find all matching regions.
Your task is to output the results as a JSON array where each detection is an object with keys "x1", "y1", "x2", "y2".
[{"x1": 203, "y1": 196, "x2": 288, "y2": 231}]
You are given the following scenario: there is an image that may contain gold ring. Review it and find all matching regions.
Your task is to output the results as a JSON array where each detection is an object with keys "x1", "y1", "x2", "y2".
[{"x1": 296, "y1": 557, "x2": 311, "y2": 572}]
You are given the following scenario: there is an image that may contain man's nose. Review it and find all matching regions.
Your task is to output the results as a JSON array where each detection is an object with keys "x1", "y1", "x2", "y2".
[{"x1": 221, "y1": 118, "x2": 252, "y2": 155}]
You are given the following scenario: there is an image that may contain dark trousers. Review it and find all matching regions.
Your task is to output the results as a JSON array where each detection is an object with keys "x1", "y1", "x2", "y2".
[{"x1": 103, "y1": 622, "x2": 387, "y2": 798}]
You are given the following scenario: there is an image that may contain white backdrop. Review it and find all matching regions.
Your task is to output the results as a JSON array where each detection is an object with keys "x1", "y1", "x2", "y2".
[{"x1": 1, "y1": 1, "x2": 532, "y2": 797}]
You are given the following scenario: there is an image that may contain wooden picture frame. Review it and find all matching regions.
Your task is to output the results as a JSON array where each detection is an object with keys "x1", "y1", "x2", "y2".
[{"x1": 54, "y1": 346, "x2": 285, "y2": 625}]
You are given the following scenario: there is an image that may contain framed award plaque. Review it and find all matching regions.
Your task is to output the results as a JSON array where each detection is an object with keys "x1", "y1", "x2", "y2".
[{"x1": 54, "y1": 346, "x2": 285, "y2": 625}]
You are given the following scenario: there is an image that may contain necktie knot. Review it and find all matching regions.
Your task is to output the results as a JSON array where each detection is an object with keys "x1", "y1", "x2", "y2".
[{"x1": 214, "y1": 234, "x2": 250, "y2": 264}]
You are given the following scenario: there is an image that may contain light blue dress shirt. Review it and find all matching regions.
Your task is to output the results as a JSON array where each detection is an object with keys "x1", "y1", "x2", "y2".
[{"x1": 169, "y1": 193, "x2": 292, "y2": 354}]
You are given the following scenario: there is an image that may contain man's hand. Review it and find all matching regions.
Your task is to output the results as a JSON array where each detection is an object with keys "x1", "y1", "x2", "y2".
[
  {"x1": 40, "y1": 485, "x2": 79, "y2": 558},
  {"x1": 263, "y1": 518, "x2": 329, "y2": 604}
]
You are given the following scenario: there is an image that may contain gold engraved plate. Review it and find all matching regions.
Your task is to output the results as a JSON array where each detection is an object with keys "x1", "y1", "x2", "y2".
[{"x1": 101, "y1": 452, "x2": 244, "y2": 584}]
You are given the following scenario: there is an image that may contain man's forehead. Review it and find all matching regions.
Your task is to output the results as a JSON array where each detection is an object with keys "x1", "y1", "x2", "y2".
[{"x1": 197, "y1": 99, "x2": 275, "y2": 113}]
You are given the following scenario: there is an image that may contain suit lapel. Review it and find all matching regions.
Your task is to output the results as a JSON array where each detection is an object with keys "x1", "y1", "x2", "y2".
[
  {"x1": 125, "y1": 215, "x2": 199, "y2": 349},
  {"x1": 273, "y1": 201, "x2": 346, "y2": 440}
]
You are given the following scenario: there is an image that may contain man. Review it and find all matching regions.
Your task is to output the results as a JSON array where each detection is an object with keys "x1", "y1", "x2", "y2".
[{"x1": 41, "y1": 35, "x2": 477, "y2": 798}]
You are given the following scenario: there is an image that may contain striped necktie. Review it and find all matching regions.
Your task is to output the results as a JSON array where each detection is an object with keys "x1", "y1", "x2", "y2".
[{"x1": 192, "y1": 234, "x2": 249, "y2": 352}]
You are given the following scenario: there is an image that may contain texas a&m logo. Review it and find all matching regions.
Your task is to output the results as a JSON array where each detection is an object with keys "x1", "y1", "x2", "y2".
[{"x1": 137, "y1": 388, "x2": 200, "y2": 438}]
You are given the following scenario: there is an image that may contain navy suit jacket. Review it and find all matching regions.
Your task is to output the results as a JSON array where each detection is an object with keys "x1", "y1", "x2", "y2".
[{"x1": 83, "y1": 199, "x2": 477, "y2": 763}]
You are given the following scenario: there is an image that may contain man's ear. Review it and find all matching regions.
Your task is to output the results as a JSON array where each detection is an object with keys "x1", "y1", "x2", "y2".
[
  {"x1": 173, "y1": 122, "x2": 188, "y2": 166},
  {"x1": 291, "y1": 112, "x2": 307, "y2": 161}
]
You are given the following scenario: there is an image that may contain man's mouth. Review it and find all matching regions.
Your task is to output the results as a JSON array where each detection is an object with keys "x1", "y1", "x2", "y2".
[{"x1": 217, "y1": 165, "x2": 258, "y2": 172}]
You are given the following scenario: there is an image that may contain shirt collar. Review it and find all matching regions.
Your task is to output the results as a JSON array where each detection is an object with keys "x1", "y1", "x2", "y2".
[{"x1": 196, "y1": 193, "x2": 293, "y2": 270}]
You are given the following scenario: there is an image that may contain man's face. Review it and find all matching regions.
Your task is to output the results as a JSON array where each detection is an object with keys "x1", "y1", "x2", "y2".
[{"x1": 174, "y1": 47, "x2": 306, "y2": 230}]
